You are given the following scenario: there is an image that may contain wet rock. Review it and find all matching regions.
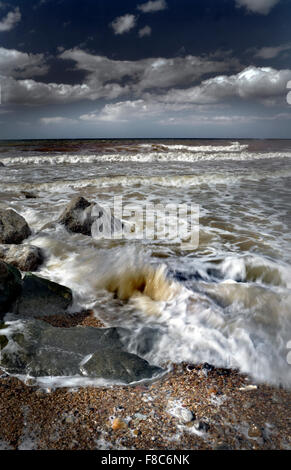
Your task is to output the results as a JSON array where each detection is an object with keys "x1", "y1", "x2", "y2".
[
  {"x1": 0, "y1": 320, "x2": 164, "y2": 382},
  {"x1": 248, "y1": 424, "x2": 261, "y2": 438},
  {"x1": 0, "y1": 244, "x2": 44, "y2": 272},
  {"x1": 0, "y1": 261, "x2": 22, "y2": 319},
  {"x1": 58, "y1": 195, "x2": 123, "y2": 237},
  {"x1": 15, "y1": 273, "x2": 72, "y2": 318},
  {"x1": 20, "y1": 191, "x2": 37, "y2": 199},
  {"x1": 83, "y1": 349, "x2": 162, "y2": 384},
  {"x1": 58, "y1": 196, "x2": 92, "y2": 235},
  {"x1": 0, "y1": 209, "x2": 31, "y2": 244},
  {"x1": 0, "y1": 322, "x2": 8, "y2": 350},
  {"x1": 202, "y1": 362, "x2": 215, "y2": 376},
  {"x1": 168, "y1": 404, "x2": 195, "y2": 424},
  {"x1": 126, "y1": 326, "x2": 161, "y2": 356},
  {"x1": 194, "y1": 420, "x2": 210, "y2": 432},
  {"x1": 112, "y1": 418, "x2": 128, "y2": 431}
]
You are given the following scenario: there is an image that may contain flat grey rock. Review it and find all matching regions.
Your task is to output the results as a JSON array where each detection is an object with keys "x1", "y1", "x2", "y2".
[{"x1": 0, "y1": 320, "x2": 163, "y2": 383}]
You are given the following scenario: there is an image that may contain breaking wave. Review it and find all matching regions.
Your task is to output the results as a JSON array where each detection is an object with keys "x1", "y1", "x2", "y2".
[{"x1": 1, "y1": 169, "x2": 291, "y2": 193}]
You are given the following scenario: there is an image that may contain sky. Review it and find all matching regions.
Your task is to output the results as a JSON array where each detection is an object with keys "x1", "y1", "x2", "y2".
[{"x1": 0, "y1": 0, "x2": 291, "y2": 139}]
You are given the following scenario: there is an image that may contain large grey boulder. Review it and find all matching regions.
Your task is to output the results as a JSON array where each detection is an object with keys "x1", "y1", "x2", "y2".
[
  {"x1": 0, "y1": 209, "x2": 31, "y2": 244},
  {"x1": 58, "y1": 196, "x2": 123, "y2": 237},
  {"x1": 15, "y1": 273, "x2": 72, "y2": 318},
  {"x1": 0, "y1": 320, "x2": 163, "y2": 383},
  {"x1": 58, "y1": 196, "x2": 92, "y2": 235},
  {"x1": 82, "y1": 349, "x2": 161, "y2": 383},
  {"x1": 0, "y1": 244, "x2": 44, "y2": 272},
  {"x1": 0, "y1": 261, "x2": 22, "y2": 320}
]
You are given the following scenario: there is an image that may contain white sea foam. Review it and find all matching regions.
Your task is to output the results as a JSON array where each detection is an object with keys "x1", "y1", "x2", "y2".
[
  {"x1": 3, "y1": 240, "x2": 289, "y2": 389},
  {"x1": 139, "y1": 141, "x2": 249, "y2": 152},
  {"x1": 2, "y1": 149, "x2": 291, "y2": 166},
  {"x1": 0, "y1": 168, "x2": 291, "y2": 193}
]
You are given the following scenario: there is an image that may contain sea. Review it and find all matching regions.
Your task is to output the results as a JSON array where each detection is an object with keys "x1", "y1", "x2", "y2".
[{"x1": 1, "y1": 138, "x2": 291, "y2": 388}]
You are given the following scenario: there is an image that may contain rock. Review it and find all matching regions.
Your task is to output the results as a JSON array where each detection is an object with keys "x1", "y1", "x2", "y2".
[
  {"x1": 20, "y1": 191, "x2": 37, "y2": 199},
  {"x1": 58, "y1": 196, "x2": 123, "y2": 237},
  {"x1": 0, "y1": 209, "x2": 31, "y2": 244},
  {"x1": 168, "y1": 403, "x2": 195, "y2": 424},
  {"x1": 0, "y1": 244, "x2": 44, "y2": 271},
  {"x1": 112, "y1": 418, "x2": 127, "y2": 431},
  {"x1": 65, "y1": 415, "x2": 76, "y2": 424},
  {"x1": 0, "y1": 322, "x2": 8, "y2": 350},
  {"x1": 15, "y1": 273, "x2": 72, "y2": 318},
  {"x1": 0, "y1": 320, "x2": 164, "y2": 383},
  {"x1": 248, "y1": 424, "x2": 261, "y2": 438},
  {"x1": 202, "y1": 362, "x2": 215, "y2": 376},
  {"x1": 83, "y1": 349, "x2": 162, "y2": 384},
  {"x1": 202, "y1": 362, "x2": 215, "y2": 372},
  {"x1": 58, "y1": 196, "x2": 92, "y2": 235},
  {"x1": 0, "y1": 162, "x2": 4, "y2": 167},
  {"x1": 0, "y1": 261, "x2": 22, "y2": 319},
  {"x1": 194, "y1": 420, "x2": 210, "y2": 432}
]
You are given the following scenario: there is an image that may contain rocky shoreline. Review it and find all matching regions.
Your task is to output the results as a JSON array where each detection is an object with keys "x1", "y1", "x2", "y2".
[{"x1": 0, "y1": 202, "x2": 290, "y2": 450}]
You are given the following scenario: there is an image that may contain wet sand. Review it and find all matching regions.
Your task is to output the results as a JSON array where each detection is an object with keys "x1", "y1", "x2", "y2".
[{"x1": 0, "y1": 312, "x2": 290, "y2": 450}]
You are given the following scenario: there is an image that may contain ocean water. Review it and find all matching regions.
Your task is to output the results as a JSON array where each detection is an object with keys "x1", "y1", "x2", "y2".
[{"x1": 1, "y1": 138, "x2": 291, "y2": 388}]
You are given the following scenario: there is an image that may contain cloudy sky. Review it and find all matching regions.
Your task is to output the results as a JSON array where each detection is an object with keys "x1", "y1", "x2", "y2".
[{"x1": 0, "y1": 0, "x2": 291, "y2": 139}]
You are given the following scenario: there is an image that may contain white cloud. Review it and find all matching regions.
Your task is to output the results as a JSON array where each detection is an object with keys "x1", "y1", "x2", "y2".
[
  {"x1": 110, "y1": 14, "x2": 137, "y2": 35},
  {"x1": 59, "y1": 48, "x2": 241, "y2": 95},
  {"x1": 0, "y1": 47, "x2": 48, "y2": 77},
  {"x1": 137, "y1": 0, "x2": 167, "y2": 13},
  {"x1": 0, "y1": 6, "x2": 21, "y2": 32},
  {"x1": 235, "y1": 0, "x2": 280, "y2": 15},
  {"x1": 139, "y1": 25, "x2": 152, "y2": 37},
  {"x1": 2, "y1": 45, "x2": 290, "y2": 111},
  {"x1": 2, "y1": 76, "x2": 94, "y2": 105},
  {"x1": 157, "y1": 66, "x2": 291, "y2": 105},
  {"x1": 254, "y1": 43, "x2": 291, "y2": 59},
  {"x1": 81, "y1": 100, "x2": 161, "y2": 122}
]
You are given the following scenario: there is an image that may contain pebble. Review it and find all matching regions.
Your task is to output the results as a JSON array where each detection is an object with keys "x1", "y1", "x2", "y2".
[
  {"x1": 248, "y1": 424, "x2": 261, "y2": 438},
  {"x1": 194, "y1": 420, "x2": 210, "y2": 433},
  {"x1": 169, "y1": 406, "x2": 194, "y2": 424},
  {"x1": 202, "y1": 363, "x2": 214, "y2": 377},
  {"x1": 65, "y1": 415, "x2": 75, "y2": 424},
  {"x1": 238, "y1": 385, "x2": 257, "y2": 391},
  {"x1": 111, "y1": 418, "x2": 128, "y2": 431}
]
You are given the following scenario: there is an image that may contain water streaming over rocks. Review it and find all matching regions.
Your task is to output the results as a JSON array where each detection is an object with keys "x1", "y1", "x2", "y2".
[{"x1": 0, "y1": 138, "x2": 291, "y2": 388}]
